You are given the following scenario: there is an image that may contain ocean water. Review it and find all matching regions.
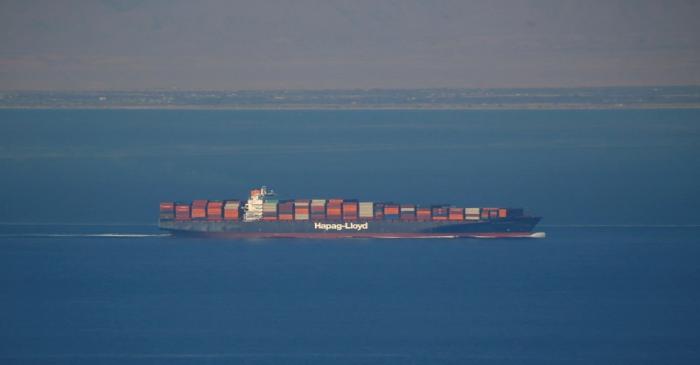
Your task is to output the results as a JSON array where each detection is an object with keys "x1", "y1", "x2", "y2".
[{"x1": 1, "y1": 109, "x2": 699, "y2": 364}]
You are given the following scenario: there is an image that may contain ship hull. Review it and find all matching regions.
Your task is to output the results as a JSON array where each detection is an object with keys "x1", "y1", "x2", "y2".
[{"x1": 159, "y1": 217, "x2": 543, "y2": 239}]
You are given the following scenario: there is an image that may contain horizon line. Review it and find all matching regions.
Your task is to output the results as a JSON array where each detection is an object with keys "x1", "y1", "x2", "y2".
[{"x1": 2, "y1": 84, "x2": 700, "y2": 93}]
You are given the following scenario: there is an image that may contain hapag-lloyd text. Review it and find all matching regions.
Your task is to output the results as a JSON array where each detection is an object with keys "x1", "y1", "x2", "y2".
[{"x1": 314, "y1": 222, "x2": 369, "y2": 231}]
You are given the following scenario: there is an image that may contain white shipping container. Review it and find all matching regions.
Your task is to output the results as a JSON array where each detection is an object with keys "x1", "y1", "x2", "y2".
[{"x1": 465, "y1": 208, "x2": 480, "y2": 215}]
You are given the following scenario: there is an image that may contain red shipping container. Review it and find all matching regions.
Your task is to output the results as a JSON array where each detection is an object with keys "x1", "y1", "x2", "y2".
[
  {"x1": 384, "y1": 205, "x2": 399, "y2": 215},
  {"x1": 279, "y1": 213, "x2": 294, "y2": 221},
  {"x1": 223, "y1": 201, "x2": 240, "y2": 220},
  {"x1": 448, "y1": 208, "x2": 463, "y2": 221},
  {"x1": 224, "y1": 210, "x2": 239, "y2": 220},
  {"x1": 416, "y1": 208, "x2": 431, "y2": 221},
  {"x1": 343, "y1": 201, "x2": 358, "y2": 220},
  {"x1": 175, "y1": 205, "x2": 191, "y2": 220},
  {"x1": 481, "y1": 208, "x2": 490, "y2": 219},
  {"x1": 192, "y1": 199, "x2": 208, "y2": 207},
  {"x1": 207, "y1": 201, "x2": 223, "y2": 220}
]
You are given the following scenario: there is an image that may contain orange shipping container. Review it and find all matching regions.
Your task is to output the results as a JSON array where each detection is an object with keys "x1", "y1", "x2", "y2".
[
  {"x1": 207, "y1": 205, "x2": 223, "y2": 220},
  {"x1": 416, "y1": 208, "x2": 431, "y2": 221},
  {"x1": 224, "y1": 211, "x2": 239, "y2": 220},
  {"x1": 384, "y1": 206, "x2": 399, "y2": 214},
  {"x1": 295, "y1": 201, "x2": 310, "y2": 213},
  {"x1": 279, "y1": 214, "x2": 294, "y2": 221},
  {"x1": 499, "y1": 209, "x2": 507, "y2": 218}
]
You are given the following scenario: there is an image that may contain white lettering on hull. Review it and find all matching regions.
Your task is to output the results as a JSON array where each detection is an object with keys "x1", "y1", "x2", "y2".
[{"x1": 314, "y1": 222, "x2": 369, "y2": 231}]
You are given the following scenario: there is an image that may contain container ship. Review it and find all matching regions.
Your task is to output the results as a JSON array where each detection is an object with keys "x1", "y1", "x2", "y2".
[{"x1": 158, "y1": 186, "x2": 544, "y2": 239}]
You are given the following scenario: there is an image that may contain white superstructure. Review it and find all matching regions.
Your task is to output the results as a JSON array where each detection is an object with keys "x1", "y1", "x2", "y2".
[{"x1": 243, "y1": 186, "x2": 275, "y2": 221}]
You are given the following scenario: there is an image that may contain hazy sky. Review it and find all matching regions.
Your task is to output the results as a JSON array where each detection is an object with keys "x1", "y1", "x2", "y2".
[{"x1": 1, "y1": 0, "x2": 699, "y2": 90}]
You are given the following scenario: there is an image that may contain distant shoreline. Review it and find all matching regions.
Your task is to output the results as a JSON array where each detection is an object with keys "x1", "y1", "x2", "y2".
[
  {"x1": 3, "y1": 86, "x2": 698, "y2": 110},
  {"x1": 2, "y1": 103, "x2": 700, "y2": 110}
]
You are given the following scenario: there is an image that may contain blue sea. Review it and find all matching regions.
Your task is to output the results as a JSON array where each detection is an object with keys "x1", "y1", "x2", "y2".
[{"x1": 1, "y1": 109, "x2": 699, "y2": 364}]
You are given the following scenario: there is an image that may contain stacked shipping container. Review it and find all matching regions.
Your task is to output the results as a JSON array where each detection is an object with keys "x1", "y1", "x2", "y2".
[
  {"x1": 373, "y1": 203, "x2": 384, "y2": 220},
  {"x1": 175, "y1": 203, "x2": 191, "y2": 220},
  {"x1": 191, "y1": 200, "x2": 208, "y2": 219},
  {"x1": 416, "y1": 207, "x2": 431, "y2": 221},
  {"x1": 481, "y1": 208, "x2": 502, "y2": 220},
  {"x1": 400, "y1": 204, "x2": 416, "y2": 221},
  {"x1": 224, "y1": 201, "x2": 240, "y2": 220},
  {"x1": 278, "y1": 201, "x2": 294, "y2": 221},
  {"x1": 449, "y1": 207, "x2": 464, "y2": 221},
  {"x1": 159, "y1": 202, "x2": 175, "y2": 220},
  {"x1": 342, "y1": 200, "x2": 358, "y2": 221},
  {"x1": 263, "y1": 199, "x2": 278, "y2": 221},
  {"x1": 162, "y1": 198, "x2": 518, "y2": 223},
  {"x1": 432, "y1": 206, "x2": 448, "y2": 221},
  {"x1": 464, "y1": 208, "x2": 479, "y2": 220},
  {"x1": 295, "y1": 200, "x2": 310, "y2": 221},
  {"x1": 326, "y1": 199, "x2": 342, "y2": 220},
  {"x1": 384, "y1": 204, "x2": 399, "y2": 220},
  {"x1": 206, "y1": 201, "x2": 223, "y2": 221},
  {"x1": 311, "y1": 199, "x2": 326, "y2": 220},
  {"x1": 359, "y1": 202, "x2": 373, "y2": 219}
]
